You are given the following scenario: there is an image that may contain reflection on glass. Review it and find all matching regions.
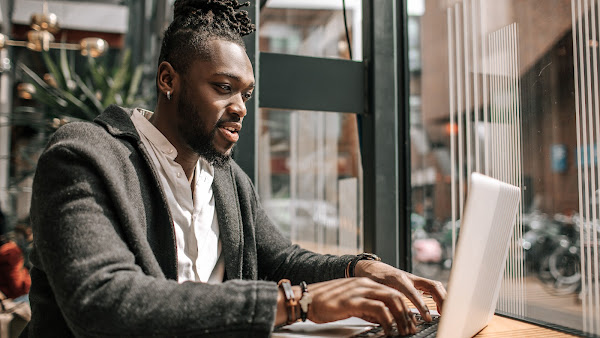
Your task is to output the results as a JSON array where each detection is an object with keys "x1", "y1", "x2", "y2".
[
  {"x1": 258, "y1": 0, "x2": 364, "y2": 255},
  {"x1": 260, "y1": 0, "x2": 362, "y2": 60},
  {"x1": 258, "y1": 109, "x2": 363, "y2": 255},
  {"x1": 409, "y1": 0, "x2": 589, "y2": 333}
]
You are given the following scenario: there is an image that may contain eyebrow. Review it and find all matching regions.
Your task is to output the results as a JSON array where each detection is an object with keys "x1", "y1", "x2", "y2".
[{"x1": 214, "y1": 72, "x2": 255, "y2": 88}]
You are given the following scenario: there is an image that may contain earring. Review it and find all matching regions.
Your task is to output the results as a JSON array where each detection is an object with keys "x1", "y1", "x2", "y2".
[{"x1": 166, "y1": 91, "x2": 171, "y2": 100}]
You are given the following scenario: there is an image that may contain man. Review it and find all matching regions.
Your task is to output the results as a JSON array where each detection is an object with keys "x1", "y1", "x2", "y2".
[{"x1": 25, "y1": 0, "x2": 446, "y2": 336}]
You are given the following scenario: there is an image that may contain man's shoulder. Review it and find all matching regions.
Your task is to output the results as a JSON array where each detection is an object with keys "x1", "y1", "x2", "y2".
[
  {"x1": 51, "y1": 105, "x2": 137, "y2": 143},
  {"x1": 50, "y1": 119, "x2": 105, "y2": 143}
]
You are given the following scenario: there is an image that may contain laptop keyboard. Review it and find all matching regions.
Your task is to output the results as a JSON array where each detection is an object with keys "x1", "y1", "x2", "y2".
[{"x1": 352, "y1": 314, "x2": 440, "y2": 338}]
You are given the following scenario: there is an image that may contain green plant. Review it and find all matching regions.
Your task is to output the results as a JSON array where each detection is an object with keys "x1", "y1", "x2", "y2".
[
  {"x1": 8, "y1": 49, "x2": 148, "y2": 191},
  {"x1": 18, "y1": 48, "x2": 147, "y2": 127}
]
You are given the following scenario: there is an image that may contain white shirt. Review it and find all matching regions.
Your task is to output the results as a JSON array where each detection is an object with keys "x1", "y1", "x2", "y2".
[{"x1": 131, "y1": 108, "x2": 225, "y2": 283}]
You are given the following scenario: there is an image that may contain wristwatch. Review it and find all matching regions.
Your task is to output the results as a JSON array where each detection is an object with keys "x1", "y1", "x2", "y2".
[
  {"x1": 298, "y1": 281, "x2": 312, "y2": 322},
  {"x1": 347, "y1": 253, "x2": 381, "y2": 278}
]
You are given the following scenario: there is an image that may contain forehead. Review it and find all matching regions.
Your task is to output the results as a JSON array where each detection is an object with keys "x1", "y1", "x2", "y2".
[{"x1": 188, "y1": 39, "x2": 254, "y2": 84}]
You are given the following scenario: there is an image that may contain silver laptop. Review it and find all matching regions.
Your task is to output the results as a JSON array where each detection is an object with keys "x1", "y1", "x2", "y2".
[
  {"x1": 274, "y1": 172, "x2": 521, "y2": 338},
  {"x1": 436, "y1": 172, "x2": 521, "y2": 337}
]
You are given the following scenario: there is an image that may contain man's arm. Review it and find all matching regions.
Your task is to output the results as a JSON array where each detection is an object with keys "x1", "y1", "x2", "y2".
[
  {"x1": 240, "y1": 170, "x2": 446, "y2": 335},
  {"x1": 225, "y1": 164, "x2": 353, "y2": 284},
  {"x1": 30, "y1": 130, "x2": 279, "y2": 337}
]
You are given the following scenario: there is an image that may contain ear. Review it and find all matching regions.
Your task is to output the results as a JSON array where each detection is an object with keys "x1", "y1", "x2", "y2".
[{"x1": 157, "y1": 61, "x2": 179, "y2": 99}]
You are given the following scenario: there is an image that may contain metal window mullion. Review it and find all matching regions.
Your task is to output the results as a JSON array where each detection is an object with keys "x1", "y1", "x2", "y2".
[
  {"x1": 361, "y1": 0, "x2": 402, "y2": 267},
  {"x1": 235, "y1": 0, "x2": 259, "y2": 183}
]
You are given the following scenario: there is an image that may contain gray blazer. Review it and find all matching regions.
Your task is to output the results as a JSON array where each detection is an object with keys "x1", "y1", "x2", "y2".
[{"x1": 25, "y1": 105, "x2": 353, "y2": 337}]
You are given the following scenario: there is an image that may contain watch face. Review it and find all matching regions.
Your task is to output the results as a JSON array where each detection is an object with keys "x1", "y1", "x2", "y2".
[{"x1": 359, "y1": 253, "x2": 381, "y2": 261}]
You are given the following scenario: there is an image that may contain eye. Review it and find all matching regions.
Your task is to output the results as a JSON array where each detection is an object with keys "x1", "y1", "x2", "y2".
[
  {"x1": 215, "y1": 84, "x2": 231, "y2": 92},
  {"x1": 242, "y1": 92, "x2": 253, "y2": 101}
]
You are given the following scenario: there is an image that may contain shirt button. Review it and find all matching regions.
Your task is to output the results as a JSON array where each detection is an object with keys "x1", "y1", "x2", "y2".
[
  {"x1": 168, "y1": 148, "x2": 174, "y2": 154},
  {"x1": 177, "y1": 172, "x2": 181, "y2": 178}
]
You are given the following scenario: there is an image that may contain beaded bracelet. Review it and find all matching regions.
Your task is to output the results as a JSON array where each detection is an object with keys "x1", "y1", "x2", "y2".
[{"x1": 298, "y1": 281, "x2": 312, "y2": 322}]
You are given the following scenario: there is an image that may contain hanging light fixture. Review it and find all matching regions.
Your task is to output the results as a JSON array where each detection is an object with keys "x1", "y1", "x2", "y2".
[{"x1": 0, "y1": 0, "x2": 108, "y2": 57}]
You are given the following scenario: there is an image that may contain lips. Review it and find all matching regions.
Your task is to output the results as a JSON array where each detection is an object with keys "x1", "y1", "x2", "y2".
[{"x1": 218, "y1": 121, "x2": 242, "y2": 143}]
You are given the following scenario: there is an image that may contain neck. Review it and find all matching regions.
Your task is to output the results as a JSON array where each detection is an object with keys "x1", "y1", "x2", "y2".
[
  {"x1": 151, "y1": 104, "x2": 198, "y2": 181},
  {"x1": 176, "y1": 151, "x2": 199, "y2": 181}
]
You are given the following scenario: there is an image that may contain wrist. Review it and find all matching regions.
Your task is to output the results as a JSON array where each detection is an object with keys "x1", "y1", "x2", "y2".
[{"x1": 354, "y1": 259, "x2": 379, "y2": 277}]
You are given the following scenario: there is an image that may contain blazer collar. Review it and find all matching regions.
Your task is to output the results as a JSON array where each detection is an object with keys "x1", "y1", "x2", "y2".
[
  {"x1": 213, "y1": 163, "x2": 243, "y2": 280},
  {"x1": 94, "y1": 105, "x2": 140, "y2": 141},
  {"x1": 95, "y1": 105, "x2": 244, "y2": 280}
]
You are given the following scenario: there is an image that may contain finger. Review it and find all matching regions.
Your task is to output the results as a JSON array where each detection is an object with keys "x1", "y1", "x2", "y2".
[
  {"x1": 352, "y1": 299, "x2": 398, "y2": 336},
  {"x1": 364, "y1": 288, "x2": 415, "y2": 335},
  {"x1": 414, "y1": 278, "x2": 447, "y2": 314},
  {"x1": 398, "y1": 282, "x2": 432, "y2": 322}
]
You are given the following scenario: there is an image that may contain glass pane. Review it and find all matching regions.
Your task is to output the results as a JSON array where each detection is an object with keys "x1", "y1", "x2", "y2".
[
  {"x1": 408, "y1": 0, "x2": 594, "y2": 333},
  {"x1": 258, "y1": 0, "x2": 364, "y2": 255},
  {"x1": 260, "y1": 0, "x2": 363, "y2": 60},
  {"x1": 258, "y1": 109, "x2": 363, "y2": 255}
]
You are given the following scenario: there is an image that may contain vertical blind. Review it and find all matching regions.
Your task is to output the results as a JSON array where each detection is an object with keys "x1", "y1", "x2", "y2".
[
  {"x1": 572, "y1": 0, "x2": 600, "y2": 333},
  {"x1": 447, "y1": 0, "x2": 526, "y2": 319}
]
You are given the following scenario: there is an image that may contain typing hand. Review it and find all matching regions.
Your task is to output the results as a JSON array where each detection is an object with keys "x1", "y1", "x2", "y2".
[
  {"x1": 305, "y1": 278, "x2": 418, "y2": 336},
  {"x1": 354, "y1": 260, "x2": 447, "y2": 322}
]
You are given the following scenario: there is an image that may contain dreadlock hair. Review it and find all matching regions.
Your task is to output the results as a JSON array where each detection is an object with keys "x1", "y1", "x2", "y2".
[{"x1": 158, "y1": 0, "x2": 255, "y2": 76}]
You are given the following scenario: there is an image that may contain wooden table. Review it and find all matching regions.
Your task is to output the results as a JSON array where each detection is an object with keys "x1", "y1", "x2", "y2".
[
  {"x1": 273, "y1": 313, "x2": 579, "y2": 337},
  {"x1": 273, "y1": 296, "x2": 581, "y2": 337},
  {"x1": 415, "y1": 295, "x2": 579, "y2": 337},
  {"x1": 477, "y1": 315, "x2": 579, "y2": 337}
]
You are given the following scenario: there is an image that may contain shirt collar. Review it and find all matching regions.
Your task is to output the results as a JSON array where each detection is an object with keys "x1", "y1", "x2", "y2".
[
  {"x1": 132, "y1": 108, "x2": 216, "y2": 177},
  {"x1": 132, "y1": 108, "x2": 178, "y2": 160}
]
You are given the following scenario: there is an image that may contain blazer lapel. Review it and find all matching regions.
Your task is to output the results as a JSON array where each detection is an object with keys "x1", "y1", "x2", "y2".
[{"x1": 213, "y1": 163, "x2": 243, "y2": 280}]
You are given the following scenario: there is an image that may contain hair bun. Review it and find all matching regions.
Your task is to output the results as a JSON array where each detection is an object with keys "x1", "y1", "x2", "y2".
[
  {"x1": 170, "y1": 0, "x2": 254, "y2": 36},
  {"x1": 173, "y1": 0, "x2": 250, "y2": 20},
  {"x1": 173, "y1": 0, "x2": 209, "y2": 19}
]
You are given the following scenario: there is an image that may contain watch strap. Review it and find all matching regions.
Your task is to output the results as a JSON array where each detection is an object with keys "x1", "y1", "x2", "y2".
[{"x1": 347, "y1": 253, "x2": 381, "y2": 278}]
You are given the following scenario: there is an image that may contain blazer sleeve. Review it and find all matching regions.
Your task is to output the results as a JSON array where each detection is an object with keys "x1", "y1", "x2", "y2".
[{"x1": 30, "y1": 131, "x2": 279, "y2": 337}]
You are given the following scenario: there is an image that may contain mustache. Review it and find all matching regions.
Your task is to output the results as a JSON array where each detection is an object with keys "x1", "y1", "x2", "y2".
[
  {"x1": 215, "y1": 117, "x2": 242, "y2": 130},
  {"x1": 216, "y1": 115, "x2": 241, "y2": 126}
]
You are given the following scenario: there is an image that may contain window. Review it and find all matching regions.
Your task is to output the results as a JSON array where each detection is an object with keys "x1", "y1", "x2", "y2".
[
  {"x1": 408, "y1": 0, "x2": 596, "y2": 333},
  {"x1": 258, "y1": 0, "x2": 363, "y2": 255}
]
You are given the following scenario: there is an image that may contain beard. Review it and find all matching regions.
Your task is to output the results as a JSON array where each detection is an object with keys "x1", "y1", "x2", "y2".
[{"x1": 176, "y1": 89, "x2": 232, "y2": 167}]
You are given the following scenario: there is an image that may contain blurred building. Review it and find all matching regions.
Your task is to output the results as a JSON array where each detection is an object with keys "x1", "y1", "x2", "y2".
[{"x1": 0, "y1": 0, "x2": 598, "y2": 335}]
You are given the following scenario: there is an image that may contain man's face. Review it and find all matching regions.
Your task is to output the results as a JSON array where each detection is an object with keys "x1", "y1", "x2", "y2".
[{"x1": 176, "y1": 39, "x2": 255, "y2": 166}]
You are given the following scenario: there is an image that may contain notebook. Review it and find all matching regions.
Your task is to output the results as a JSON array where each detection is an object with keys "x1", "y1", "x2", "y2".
[{"x1": 273, "y1": 172, "x2": 521, "y2": 338}]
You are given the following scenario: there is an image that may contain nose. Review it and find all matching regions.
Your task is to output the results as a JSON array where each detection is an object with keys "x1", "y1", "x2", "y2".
[{"x1": 228, "y1": 93, "x2": 247, "y2": 119}]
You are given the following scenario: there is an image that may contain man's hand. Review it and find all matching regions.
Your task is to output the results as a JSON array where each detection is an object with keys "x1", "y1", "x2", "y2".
[
  {"x1": 354, "y1": 260, "x2": 447, "y2": 322},
  {"x1": 307, "y1": 277, "x2": 418, "y2": 335},
  {"x1": 276, "y1": 277, "x2": 418, "y2": 335}
]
